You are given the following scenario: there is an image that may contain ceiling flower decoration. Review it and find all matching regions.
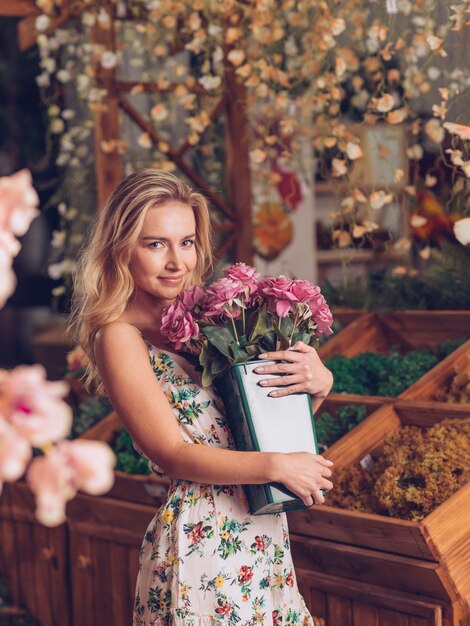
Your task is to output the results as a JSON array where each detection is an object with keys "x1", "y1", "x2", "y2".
[{"x1": 33, "y1": 0, "x2": 470, "y2": 272}]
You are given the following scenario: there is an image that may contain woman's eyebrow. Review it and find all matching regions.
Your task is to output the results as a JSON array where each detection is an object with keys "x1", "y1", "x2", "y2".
[{"x1": 141, "y1": 233, "x2": 196, "y2": 241}]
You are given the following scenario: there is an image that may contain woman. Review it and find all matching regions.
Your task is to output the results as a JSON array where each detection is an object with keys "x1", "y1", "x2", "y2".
[{"x1": 70, "y1": 169, "x2": 334, "y2": 625}]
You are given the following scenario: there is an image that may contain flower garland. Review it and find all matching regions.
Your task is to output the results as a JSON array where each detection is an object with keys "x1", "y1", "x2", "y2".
[{"x1": 33, "y1": 0, "x2": 470, "y2": 283}]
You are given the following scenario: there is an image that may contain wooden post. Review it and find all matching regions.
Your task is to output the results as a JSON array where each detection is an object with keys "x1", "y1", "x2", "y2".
[
  {"x1": 223, "y1": 49, "x2": 253, "y2": 264},
  {"x1": 90, "y1": 1, "x2": 122, "y2": 207}
]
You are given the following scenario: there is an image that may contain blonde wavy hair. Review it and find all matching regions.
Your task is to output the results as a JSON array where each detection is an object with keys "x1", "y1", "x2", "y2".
[{"x1": 69, "y1": 169, "x2": 213, "y2": 392}]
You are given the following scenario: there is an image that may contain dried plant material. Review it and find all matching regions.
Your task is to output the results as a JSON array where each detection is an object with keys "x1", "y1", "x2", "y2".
[{"x1": 329, "y1": 418, "x2": 470, "y2": 521}]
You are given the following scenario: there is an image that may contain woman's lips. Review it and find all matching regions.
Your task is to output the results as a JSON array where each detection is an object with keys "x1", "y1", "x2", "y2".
[{"x1": 159, "y1": 276, "x2": 184, "y2": 283}]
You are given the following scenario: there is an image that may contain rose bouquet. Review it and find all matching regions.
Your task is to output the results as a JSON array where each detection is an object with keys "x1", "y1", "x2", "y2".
[
  {"x1": 161, "y1": 264, "x2": 333, "y2": 515},
  {"x1": 161, "y1": 263, "x2": 333, "y2": 387}
]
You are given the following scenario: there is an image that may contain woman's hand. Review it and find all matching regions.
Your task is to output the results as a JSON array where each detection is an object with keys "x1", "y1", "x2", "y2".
[
  {"x1": 273, "y1": 451, "x2": 333, "y2": 506},
  {"x1": 254, "y1": 341, "x2": 333, "y2": 410}
]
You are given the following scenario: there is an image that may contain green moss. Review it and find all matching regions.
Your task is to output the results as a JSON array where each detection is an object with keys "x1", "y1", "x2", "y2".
[
  {"x1": 113, "y1": 428, "x2": 151, "y2": 475},
  {"x1": 326, "y1": 338, "x2": 466, "y2": 397},
  {"x1": 315, "y1": 404, "x2": 368, "y2": 447}
]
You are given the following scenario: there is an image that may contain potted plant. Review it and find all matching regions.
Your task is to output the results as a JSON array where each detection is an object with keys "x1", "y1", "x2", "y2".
[{"x1": 161, "y1": 263, "x2": 333, "y2": 514}]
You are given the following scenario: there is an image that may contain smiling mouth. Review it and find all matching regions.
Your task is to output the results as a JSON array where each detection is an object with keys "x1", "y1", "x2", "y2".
[{"x1": 159, "y1": 276, "x2": 184, "y2": 281}]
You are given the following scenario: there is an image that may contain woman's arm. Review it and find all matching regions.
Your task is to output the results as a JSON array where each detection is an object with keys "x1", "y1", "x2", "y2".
[
  {"x1": 253, "y1": 341, "x2": 334, "y2": 413},
  {"x1": 94, "y1": 323, "x2": 333, "y2": 505}
]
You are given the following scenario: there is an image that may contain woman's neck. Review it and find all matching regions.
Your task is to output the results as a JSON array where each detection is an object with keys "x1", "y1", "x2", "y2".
[{"x1": 121, "y1": 289, "x2": 174, "y2": 349}]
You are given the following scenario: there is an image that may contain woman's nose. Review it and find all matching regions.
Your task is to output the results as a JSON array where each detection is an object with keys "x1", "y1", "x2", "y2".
[{"x1": 166, "y1": 246, "x2": 183, "y2": 269}]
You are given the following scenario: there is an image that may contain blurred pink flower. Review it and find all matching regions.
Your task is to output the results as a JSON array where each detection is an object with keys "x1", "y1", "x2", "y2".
[
  {"x1": 0, "y1": 169, "x2": 39, "y2": 237},
  {"x1": 257, "y1": 276, "x2": 299, "y2": 317},
  {"x1": 0, "y1": 240, "x2": 17, "y2": 308},
  {"x1": 223, "y1": 263, "x2": 259, "y2": 294},
  {"x1": 202, "y1": 277, "x2": 245, "y2": 318},
  {"x1": 179, "y1": 284, "x2": 205, "y2": 310},
  {"x1": 27, "y1": 440, "x2": 115, "y2": 527},
  {"x1": 26, "y1": 447, "x2": 74, "y2": 527},
  {"x1": 0, "y1": 365, "x2": 72, "y2": 446},
  {"x1": 0, "y1": 416, "x2": 32, "y2": 493},
  {"x1": 61, "y1": 439, "x2": 115, "y2": 495},
  {"x1": 161, "y1": 300, "x2": 199, "y2": 349}
]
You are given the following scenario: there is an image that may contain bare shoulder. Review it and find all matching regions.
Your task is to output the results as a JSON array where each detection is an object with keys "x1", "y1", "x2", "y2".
[{"x1": 95, "y1": 320, "x2": 145, "y2": 356}]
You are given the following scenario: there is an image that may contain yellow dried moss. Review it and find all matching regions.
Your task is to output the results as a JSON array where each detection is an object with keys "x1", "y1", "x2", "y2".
[{"x1": 328, "y1": 418, "x2": 470, "y2": 521}]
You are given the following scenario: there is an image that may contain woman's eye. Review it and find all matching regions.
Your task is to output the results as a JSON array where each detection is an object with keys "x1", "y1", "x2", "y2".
[
  {"x1": 148, "y1": 241, "x2": 163, "y2": 249},
  {"x1": 182, "y1": 239, "x2": 196, "y2": 247}
]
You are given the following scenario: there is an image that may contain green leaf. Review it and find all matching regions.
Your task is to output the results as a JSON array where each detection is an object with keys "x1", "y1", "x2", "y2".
[
  {"x1": 202, "y1": 325, "x2": 235, "y2": 358},
  {"x1": 248, "y1": 306, "x2": 270, "y2": 341},
  {"x1": 244, "y1": 344, "x2": 259, "y2": 356},
  {"x1": 202, "y1": 364, "x2": 214, "y2": 387},
  {"x1": 211, "y1": 352, "x2": 228, "y2": 376},
  {"x1": 259, "y1": 330, "x2": 277, "y2": 352},
  {"x1": 279, "y1": 315, "x2": 294, "y2": 339}
]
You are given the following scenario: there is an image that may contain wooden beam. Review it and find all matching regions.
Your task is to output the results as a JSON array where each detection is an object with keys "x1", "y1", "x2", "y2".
[
  {"x1": 90, "y1": 3, "x2": 122, "y2": 207},
  {"x1": 119, "y1": 96, "x2": 235, "y2": 220},
  {"x1": 0, "y1": 0, "x2": 36, "y2": 17},
  {"x1": 223, "y1": 42, "x2": 253, "y2": 264},
  {"x1": 17, "y1": 0, "x2": 85, "y2": 51}
]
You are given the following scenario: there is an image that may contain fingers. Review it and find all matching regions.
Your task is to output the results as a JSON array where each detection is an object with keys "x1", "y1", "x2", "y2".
[
  {"x1": 312, "y1": 488, "x2": 325, "y2": 505},
  {"x1": 316, "y1": 455, "x2": 334, "y2": 468},
  {"x1": 257, "y1": 349, "x2": 303, "y2": 363},
  {"x1": 258, "y1": 374, "x2": 302, "y2": 388},
  {"x1": 302, "y1": 494, "x2": 315, "y2": 507}
]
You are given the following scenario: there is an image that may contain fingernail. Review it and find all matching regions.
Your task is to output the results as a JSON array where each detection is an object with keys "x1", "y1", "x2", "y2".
[
  {"x1": 255, "y1": 367, "x2": 265, "y2": 373},
  {"x1": 258, "y1": 353, "x2": 268, "y2": 359},
  {"x1": 325, "y1": 460, "x2": 334, "y2": 465},
  {"x1": 259, "y1": 380, "x2": 268, "y2": 386},
  {"x1": 268, "y1": 391, "x2": 279, "y2": 397}
]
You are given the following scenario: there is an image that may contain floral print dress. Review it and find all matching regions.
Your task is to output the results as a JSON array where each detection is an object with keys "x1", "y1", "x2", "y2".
[{"x1": 132, "y1": 344, "x2": 314, "y2": 626}]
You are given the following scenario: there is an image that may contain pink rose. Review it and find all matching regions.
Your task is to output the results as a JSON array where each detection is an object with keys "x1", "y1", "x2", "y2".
[
  {"x1": 313, "y1": 298, "x2": 334, "y2": 336},
  {"x1": 0, "y1": 170, "x2": 39, "y2": 237},
  {"x1": 290, "y1": 279, "x2": 321, "y2": 305},
  {"x1": 26, "y1": 440, "x2": 115, "y2": 527},
  {"x1": 223, "y1": 263, "x2": 259, "y2": 296},
  {"x1": 0, "y1": 365, "x2": 72, "y2": 447},
  {"x1": 60, "y1": 439, "x2": 115, "y2": 495},
  {"x1": 179, "y1": 284, "x2": 205, "y2": 310},
  {"x1": 161, "y1": 300, "x2": 199, "y2": 348},
  {"x1": 0, "y1": 417, "x2": 32, "y2": 490},
  {"x1": 202, "y1": 277, "x2": 245, "y2": 319},
  {"x1": 257, "y1": 276, "x2": 299, "y2": 317}
]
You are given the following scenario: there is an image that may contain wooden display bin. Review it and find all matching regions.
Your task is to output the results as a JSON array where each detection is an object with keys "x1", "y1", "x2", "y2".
[
  {"x1": 318, "y1": 311, "x2": 470, "y2": 406},
  {"x1": 0, "y1": 482, "x2": 71, "y2": 626},
  {"x1": 66, "y1": 493, "x2": 157, "y2": 626},
  {"x1": 288, "y1": 402, "x2": 470, "y2": 626},
  {"x1": 400, "y1": 338, "x2": 470, "y2": 410},
  {"x1": 81, "y1": 412, "x2": 170, "y2": 506}
]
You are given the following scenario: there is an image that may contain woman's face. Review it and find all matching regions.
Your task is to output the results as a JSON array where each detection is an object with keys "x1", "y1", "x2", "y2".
[{"x1": 130, "y1": 201, "x2": 198, "y2": 303}]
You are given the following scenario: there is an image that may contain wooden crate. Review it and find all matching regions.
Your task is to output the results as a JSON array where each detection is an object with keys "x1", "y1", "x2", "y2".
[
  {"x1": 400, "y1": 338, "x2": 470, "y2": 410},
  {"x1": 0, "y1": 482, "x2": 71, "y2": 626},
  {"x1": 288, "y1": 402, "x2": 470, "y2": 626},
  {"x1": 81, "y1": 412, "x2": 170, "y2": 506},
  {"x1": 318, "y1": 311, "x2": 470, "y2": 405},
  {"x1": 66, "y1": 493, "x2": 157, "y2": 626}
]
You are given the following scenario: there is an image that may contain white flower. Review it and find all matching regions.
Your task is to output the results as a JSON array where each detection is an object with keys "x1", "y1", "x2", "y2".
[
  {"x1": 51, "y1": 230, "x2": 66, "y2": 249},
  {"x1": 36, "y1": 73, "x2": 50, "y2": 88},
  {"x1": 35, "y1": 15, "x2": 51, "y2": 32},
  {"x1": 346, "y1": 143, "x2": 363, "y2": 160},
  {"x1": 453, "y1": 217, "x2": 470, "y2": 245},
  {"x1": 198, "y1": 75, "x2": 222, "y2": 90},
  {"x1": 50, "y1": 119, "x2": 65, "y2": 134},
  {"x1": 100, "y1": 51, "x2": 117, "y2": 70},
  {"x1": 82, "y1": 12, "x2": 96, "y2": 27},
  {"x1": 56, "y1": 69, "x2": 71, "y2": 84}
]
